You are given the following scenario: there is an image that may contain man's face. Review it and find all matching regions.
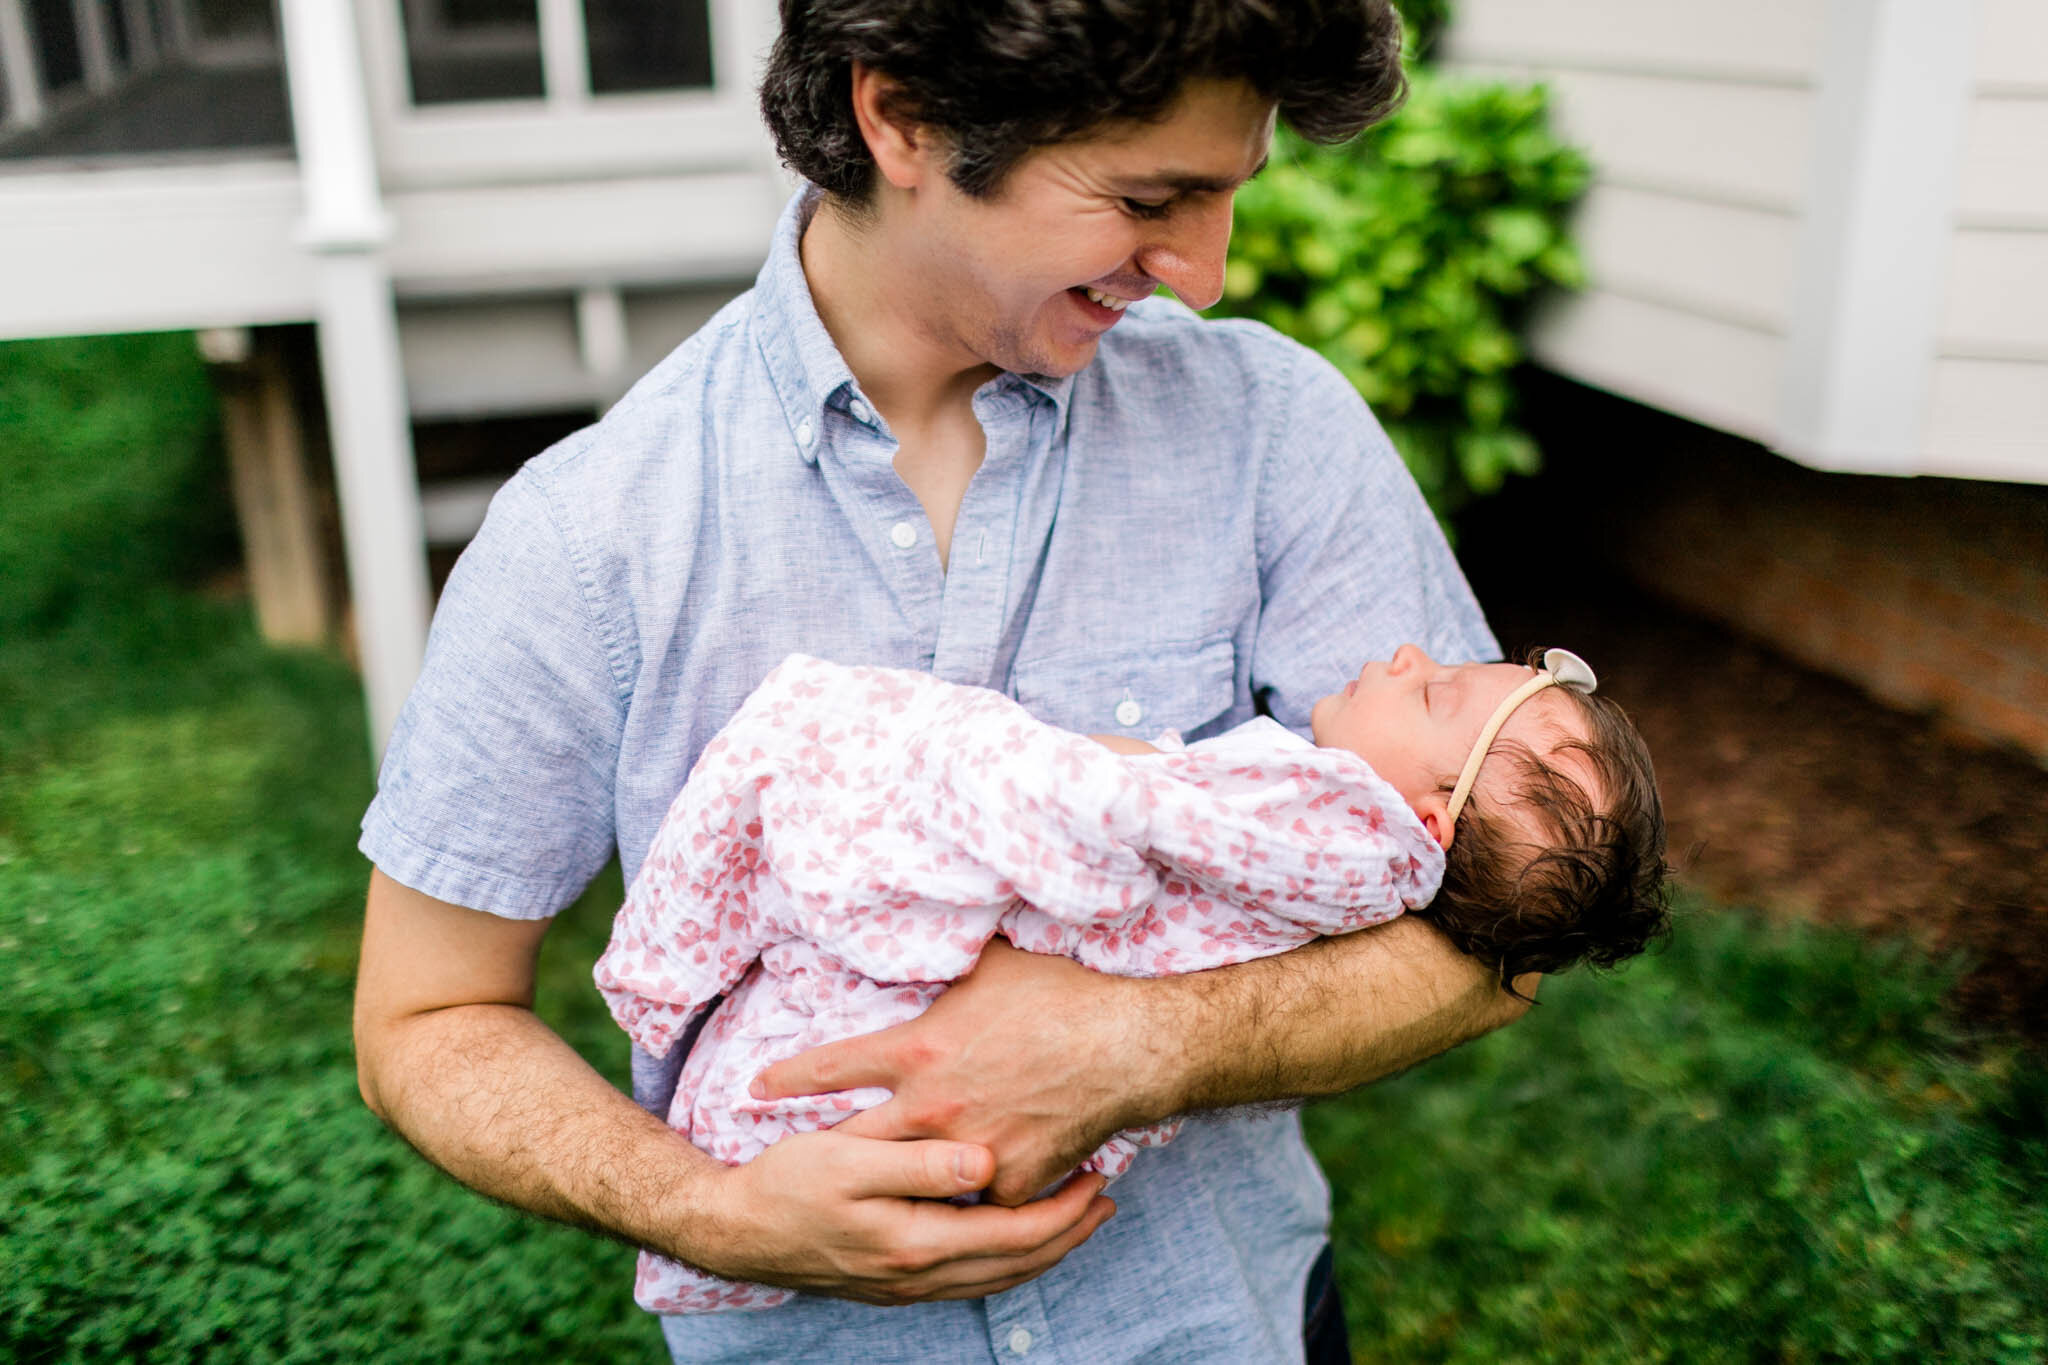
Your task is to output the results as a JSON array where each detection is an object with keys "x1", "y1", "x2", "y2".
[
  {"x1": 1311, "y1": 645, "x2": 1581, "y2": 813},
  {"x1": 900, "y1": 78, "x2": 1277, "y2": 378}
]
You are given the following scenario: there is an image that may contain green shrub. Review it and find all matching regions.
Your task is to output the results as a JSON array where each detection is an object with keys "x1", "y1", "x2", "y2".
[
  {"x1": 1394, "y1": 0, "x2": 1453, "y2": 58},
  {"x1": 0, "y1": 333, "x2": 237, "y2": 632},
  {"x1": 1225, "y1": 70, "x2": 1590, "y2": 519}
]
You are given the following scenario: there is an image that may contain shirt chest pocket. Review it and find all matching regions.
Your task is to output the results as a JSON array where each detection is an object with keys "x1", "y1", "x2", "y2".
[{"x1": 1009, "y1": 635, "x2": 1239, "y2": 740}]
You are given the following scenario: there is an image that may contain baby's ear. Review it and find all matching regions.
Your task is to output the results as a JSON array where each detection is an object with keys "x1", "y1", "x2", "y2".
[{"x1": 1416, "y1": 792, "x2": 1455, "y2": 851}]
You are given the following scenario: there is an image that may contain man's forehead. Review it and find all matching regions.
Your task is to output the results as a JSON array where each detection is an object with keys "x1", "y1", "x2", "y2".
[{"x1": 1076, "y1": 78, "x2": 1276, "y2": 176}]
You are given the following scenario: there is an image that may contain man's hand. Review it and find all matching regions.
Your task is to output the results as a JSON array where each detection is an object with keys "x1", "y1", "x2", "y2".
[
  {"x1": 705, "y1": 1130, "x2": 1115, "y2": 1303},
  {"x1": 752, "y1": 939, "x2": 1165, "y2": 1205},
  {"x1": 354, "y1": 872, "x2": 1114, "y2": 1303},
  {"x1": 754, "y1": 921, "x2": 1534, "y2": 1205}
]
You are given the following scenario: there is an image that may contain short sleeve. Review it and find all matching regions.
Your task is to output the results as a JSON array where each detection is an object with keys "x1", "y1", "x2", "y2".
[
  {"x1": 1251, "y1": 350, "x2": 1499, "y2": 731},
  {"x1": 360, "y1": 464, "x2": 627, "y2": 918}
]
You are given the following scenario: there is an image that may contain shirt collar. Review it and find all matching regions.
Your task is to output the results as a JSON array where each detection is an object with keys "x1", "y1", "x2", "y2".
[
  {"x1": 753, "y1": 187, "x2": 857, "y2": 466},
  {"x1": 753, "y1": 187, "x2": 1077, "y2": 465}
]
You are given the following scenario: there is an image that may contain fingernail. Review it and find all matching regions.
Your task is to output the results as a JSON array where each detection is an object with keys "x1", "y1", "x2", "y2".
[
  {"x1": 954, "y1": 1150, "x2": 971, "y2": 1182},
  {"x1": 748, "y1": 1077, "x2": 765, "y2": 1099}
]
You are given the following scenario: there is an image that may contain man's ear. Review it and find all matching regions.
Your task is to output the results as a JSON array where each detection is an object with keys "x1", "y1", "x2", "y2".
[
  {"x1": 849, "y1": 62, "x2": 935, "y2": 192},
  {"x1": 1417, "y1": 791, "x2": 1455, "y2": 851}
]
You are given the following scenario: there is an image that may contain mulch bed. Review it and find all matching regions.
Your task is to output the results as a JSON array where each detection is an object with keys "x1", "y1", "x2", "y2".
[{"x1": 1474, "y1": 573, "x2": 2048, "y2": 1043}]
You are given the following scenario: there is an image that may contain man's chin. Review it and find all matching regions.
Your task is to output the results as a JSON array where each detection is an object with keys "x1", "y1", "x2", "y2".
[{"x1": 1014, "y1": 335, "x2": 1102, "y2": 380}]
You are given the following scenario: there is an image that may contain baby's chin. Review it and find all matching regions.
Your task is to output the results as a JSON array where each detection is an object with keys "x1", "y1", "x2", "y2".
[{"x1": 1307, "y1": 693, "x2": 1335, "y2": 745}]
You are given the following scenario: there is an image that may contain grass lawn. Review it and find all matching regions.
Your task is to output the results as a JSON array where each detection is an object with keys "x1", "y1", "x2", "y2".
[
  {"x1": 4, "y1": 594, "x2": 2043, "y2": 1363},
  {"x1": 2, "y1": 335, "x2": 2043, "y2": 1361}
]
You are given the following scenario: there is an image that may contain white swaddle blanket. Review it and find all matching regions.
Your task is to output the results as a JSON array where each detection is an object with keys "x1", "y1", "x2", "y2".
[{"x1": 595, "y1": 654, "x2": 1443, "y2": 1313}]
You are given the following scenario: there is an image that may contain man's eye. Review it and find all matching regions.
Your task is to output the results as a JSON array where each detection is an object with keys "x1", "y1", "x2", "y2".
[{"x1": 1122, "y1": 198, "x2": 1174, "y2": 220}]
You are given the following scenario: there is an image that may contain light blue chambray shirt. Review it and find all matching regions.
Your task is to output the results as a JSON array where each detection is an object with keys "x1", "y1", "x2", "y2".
[{"x1": 362, "y1": 189, "x2": 1496, "y2": 1364}]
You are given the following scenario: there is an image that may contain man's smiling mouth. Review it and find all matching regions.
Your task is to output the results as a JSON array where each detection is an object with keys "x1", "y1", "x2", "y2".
[{"x1": 1079, "y1": 287, "x2": 1135, "y2": 311}]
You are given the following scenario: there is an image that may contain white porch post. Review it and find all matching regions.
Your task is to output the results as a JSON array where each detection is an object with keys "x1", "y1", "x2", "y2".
[
  {"x1": 278, "y1": 0, "x2": 430, "y2": 760},
  {"x1": 536, "y1": 0, "x2": 590, "y2": 107},
  {"x1": 0, "y1": 0, "x2": 44, "y2": 128},
  {"x1": 1778, "y1": 0, "x2": 1982, "y2": 473},
  {"x1": 158, "y1": 0, "x2": 191, "y2": 53},
  {"x1": 118, "y1": 0, "x2": 156, "y2": 70},
  {"x1": 75, "y1": 0, "x2": 119, "y2": 91}
]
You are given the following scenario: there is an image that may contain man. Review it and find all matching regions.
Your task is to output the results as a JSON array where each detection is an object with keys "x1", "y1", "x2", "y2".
[{"x1": 353, "y1": 2, "x2": 1530, "y2": 1360}]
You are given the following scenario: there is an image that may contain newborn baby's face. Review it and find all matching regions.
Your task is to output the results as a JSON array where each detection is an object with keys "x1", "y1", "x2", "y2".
[{"x1": 1311, "y1": 644, "x2": 1580, "y2": 841}]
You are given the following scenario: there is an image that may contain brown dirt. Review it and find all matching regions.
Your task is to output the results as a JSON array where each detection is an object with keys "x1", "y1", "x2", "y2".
[{"x1": 1474, "y1": 576, "x2": 2048, "y2": 1043}]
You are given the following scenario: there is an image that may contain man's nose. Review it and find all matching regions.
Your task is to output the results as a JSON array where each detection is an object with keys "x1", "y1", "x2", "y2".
[{"x1": 1133, "y1": 196, "x2": 1235, "y2": 312}]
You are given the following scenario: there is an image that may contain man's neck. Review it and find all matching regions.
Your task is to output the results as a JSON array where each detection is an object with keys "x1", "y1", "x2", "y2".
[{"x1": 798, "y1": 197, "x2": 996, "y2": 432}]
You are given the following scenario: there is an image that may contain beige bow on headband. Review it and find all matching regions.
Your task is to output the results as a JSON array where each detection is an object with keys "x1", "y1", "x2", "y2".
[{"x1": 1443, "y1": 648, "x2": 1598, "y2": 826}]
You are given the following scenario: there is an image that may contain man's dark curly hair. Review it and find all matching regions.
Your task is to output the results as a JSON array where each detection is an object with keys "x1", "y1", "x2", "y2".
[
  {"x1": 1414, "y1": 651, "x2": 1673, "y2": 1000},
  {"x1": 760, "y1": 0, "x2": 1408, "y2": 204}
]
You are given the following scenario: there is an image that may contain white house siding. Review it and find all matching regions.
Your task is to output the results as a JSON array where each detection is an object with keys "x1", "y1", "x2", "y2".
[
  {"x1": 1527, "y1": 290, "x2": 1784, "y2": 446},
  {"x1": 1445, "y1": 0, "x2": 2048, "y2": 484},
  {"x1": 1441, "y1": 0, "x2": 1826, "y2": 449},
  {"x1": 1926, "y1": 0, "x2": 2048, "y2": 481}
]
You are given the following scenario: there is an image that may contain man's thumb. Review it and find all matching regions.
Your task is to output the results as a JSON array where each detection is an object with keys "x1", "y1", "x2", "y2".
[{"x1": 857, "y1": 1139, "x2": 992, "y2": 1198}]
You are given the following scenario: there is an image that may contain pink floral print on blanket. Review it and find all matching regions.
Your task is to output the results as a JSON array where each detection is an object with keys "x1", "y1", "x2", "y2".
[{"x1": 594, "y1": 654, "x2": 1443, "y2": 1313}]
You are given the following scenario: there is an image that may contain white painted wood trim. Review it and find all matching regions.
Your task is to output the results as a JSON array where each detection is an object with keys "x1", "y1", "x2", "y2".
[
  {"x1": 536, "y1": 0, "x2": 589, "y2": 108},
  {"x1": 360, "y1": 0, "x2": 771, "y2": 190},
  {"x1": 118, "y1": 0, "x2": 156, "y2": 68},
  {"x1": 316, "y1": 254, "x2": 430, "y2": 756},
  {"x1": 74, "y1": 0, "x2": 119, "y2": 92},
  {"x1": 575, "y1": 284, "x2": 628, "y2": 382},
  {"x1": 1777, "y1": 0, "x2": 1982, "y2": 474},
  {"x1": 280, "y1": 0, "x2": 428, "y2": 757},
  {"x1": 0, "y1": 0, "x2": 45, "y2": 127},
  {"x1": 278, "y1": 0, "x2": 392, "y2": 248},
  {"x1": 0, "y1": 161, "x2": 316, "y2": 338},
  {"x1": 159, "y1": 0, "x2": 193, "y2": 53}
]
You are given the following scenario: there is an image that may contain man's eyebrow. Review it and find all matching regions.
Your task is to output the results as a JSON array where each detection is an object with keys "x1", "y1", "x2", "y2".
[{"x1": 1113, "y1": 155, "x2": 1270, "y2": 196}]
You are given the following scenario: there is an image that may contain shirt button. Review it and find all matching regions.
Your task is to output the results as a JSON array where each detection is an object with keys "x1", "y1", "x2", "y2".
[
  {"x1": 849, "y1": 398, "x2": 872, "y2": 424},
  {"x1": 889, "y1": 521, "x2": 918, "y2": 550},
  {"x1": 1114, "y1": 699, "x2": 1143, "y2": 727},
  {"x1": 795, "y1": 417, "x2": 814, "y2": 446},
  {"x1": 1006, "y1": 1326, "x2": 1034, "y2": 1355}
]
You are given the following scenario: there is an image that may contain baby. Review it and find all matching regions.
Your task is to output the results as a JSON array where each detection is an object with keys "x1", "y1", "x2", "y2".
[
  {"x1": 1289, "y1": 642, "x2": 1667, "y2": 990},
  {"x1": 597, "y1": 646, "x2": 1669, "y2": 1312}
]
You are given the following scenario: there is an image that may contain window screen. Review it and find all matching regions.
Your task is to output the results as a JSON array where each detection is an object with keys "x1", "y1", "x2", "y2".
[
  {"x1": 26, "y1": 0, "x2": 85, "y2": 94},
  {"x1": 402, "y1": 0, "x2": 544, "y2": 104},
  {"x1": 582, "y1": 0, "x2": 711, "y2": 95}
]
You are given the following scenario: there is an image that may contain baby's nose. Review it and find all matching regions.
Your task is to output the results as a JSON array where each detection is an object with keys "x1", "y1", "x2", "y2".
[{"x1": 1391, "y1": 642, "x2": 1432, "y2": 673}]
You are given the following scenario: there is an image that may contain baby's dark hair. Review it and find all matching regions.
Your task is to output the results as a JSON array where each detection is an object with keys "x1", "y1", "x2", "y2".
[{"x1": 1414, "y1": 651, "x2": 1672, "y2": 999}]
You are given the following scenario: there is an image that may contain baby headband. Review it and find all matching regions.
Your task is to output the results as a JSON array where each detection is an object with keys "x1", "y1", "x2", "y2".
[{"x1": 1443, "y1": 648, "x2": 1598, "y2": 827}]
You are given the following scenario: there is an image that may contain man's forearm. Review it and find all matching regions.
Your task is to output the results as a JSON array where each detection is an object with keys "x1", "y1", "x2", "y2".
[
  {"x1": 355, "y1": 873, "x2": 1117, "y2": 1301},
  {"x1": 359, "y1": 1000, "x2": 729, "y2": 1262},
  {"x1": 1127, "y1": 916, "x2": 1529, "y2": 1119}
]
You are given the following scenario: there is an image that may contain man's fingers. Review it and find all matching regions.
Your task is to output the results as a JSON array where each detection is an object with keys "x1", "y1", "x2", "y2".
[
  {"x1": 924, "y1": 1173, "x2": 1110, "y2": 1258},
  {"x1": 751, "y1": 1030, "x2": 899, "y2": 1100},
  {"x1": 892, "y1": 1190, "x2": 1118, "y2": 1302},
  {"x1": 839, "y1": 1136, "x2": 994, "y2": 1200}
]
